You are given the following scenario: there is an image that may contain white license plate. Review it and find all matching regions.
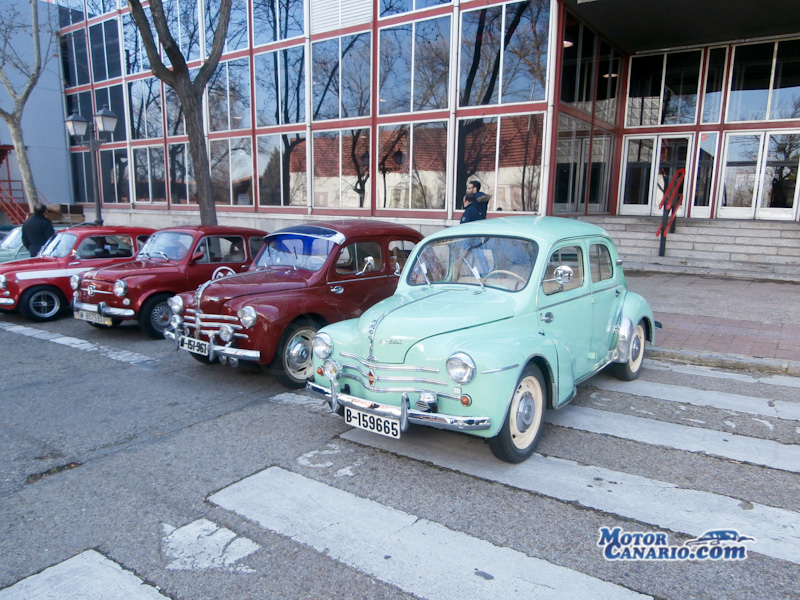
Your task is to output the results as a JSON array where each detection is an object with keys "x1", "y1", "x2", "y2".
[
  {"x1": 75, "y1": 310, "x2": 111, "y2": 326},
  {"x1": 179, "y1": 335, "x2": 209, "y2": 356},
  {"x1": 344, "y1": 406, "x2": 400, "y2": 439}
]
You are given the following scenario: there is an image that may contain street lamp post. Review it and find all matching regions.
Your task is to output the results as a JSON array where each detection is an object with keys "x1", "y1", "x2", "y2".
[{"x1": 65, "y1": 106, "x2": 119, "y2": 226}]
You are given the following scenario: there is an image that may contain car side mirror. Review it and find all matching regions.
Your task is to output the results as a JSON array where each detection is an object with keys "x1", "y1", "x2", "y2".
[
  {"x1": 190, "y1": 251, "x2": 205, "y2": 264},
  {"x1": 554, "y1": 265, "x2": 573, "y2": 284},
  {"x1": 356, "y1": 255, "x2": 375, "y2": 276}
]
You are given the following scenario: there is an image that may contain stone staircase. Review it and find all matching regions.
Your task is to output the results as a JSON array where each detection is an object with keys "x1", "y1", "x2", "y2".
[{"x1": 575, "y1": 215, "x2": 800, "y2": 283}]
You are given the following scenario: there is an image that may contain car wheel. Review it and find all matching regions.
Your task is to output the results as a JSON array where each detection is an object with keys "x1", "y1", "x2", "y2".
[
  {"x1": 488, "y1": 363, "x2": 546, "y2": 463},
  {"x1": 612, "y1": 320, "x2": 646, "y2": 381},
  {"x1": 270, "y1": 318, "x2": 319, "y2": 388},
  {"x1": 138, "y1": 293, "x2": 172, "y2": 339},
  {"x1": 20, "y1": 286, "x2": 65, "y2": 322}
]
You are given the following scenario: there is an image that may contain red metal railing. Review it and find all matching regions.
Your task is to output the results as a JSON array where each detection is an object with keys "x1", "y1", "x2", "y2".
[{"x1": 656, "y1": 168, "x2": 685, "y2": 257}]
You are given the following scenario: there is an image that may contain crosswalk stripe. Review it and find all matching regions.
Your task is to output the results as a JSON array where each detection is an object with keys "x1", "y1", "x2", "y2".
[
  {"x1": 341, "y1": 428, "x2": 800, "y2": 565},
  {"x1": 646, "y1": 360, "x2": 800, "y2": 388},
  {"x1": 211, "y1": 467, "x2": 650, "y2": 600},
  {"x1": 0, "y1": 322, "x2": 152, "y2": 365},
  {"x1": 590, "y1": 376, "x2": 800, "y2": 421},
  {"x1": 0, "y1": 551, "x2": 167, "y2": 600},
  {"x1": 547, "y1": 405, "x2": 800, "y2": 473}
]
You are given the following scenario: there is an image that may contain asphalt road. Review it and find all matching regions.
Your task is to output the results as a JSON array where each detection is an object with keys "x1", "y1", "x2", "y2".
[{"x1": 1, "y1": 311, "x2": 799, "y2": 599}]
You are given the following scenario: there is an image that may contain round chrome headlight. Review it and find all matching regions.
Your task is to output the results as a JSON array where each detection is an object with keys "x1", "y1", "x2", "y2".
[
  {"x1": 168, "y1": 295, "x2": 184, "y2": 315},
  {"x1": 113, "y1": 280, "x2": 128, "y2": 297},
  {"x1": 0, "y1": 274, "x2": 6, "y2": 289},
  {"x1": 238, "y1": 306, "x2": 257, "y2": 329},
  {"x1": 219, "y1": 324, "x2": 234, "y2": 343},
  {"x1": 312, "y1": 332, "x2": 333, "y2": 359},
  {"x1": 446, "y1": 352, "x2": 476, "y2": 384},
  {"x1": 70, "y1": 274, "x2": 80, "y2": 290}
]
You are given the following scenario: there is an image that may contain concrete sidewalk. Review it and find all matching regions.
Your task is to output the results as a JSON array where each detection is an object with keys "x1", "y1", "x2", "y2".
[{"x1": 625, "y1": 273, "x2": 800, "y2": 376}]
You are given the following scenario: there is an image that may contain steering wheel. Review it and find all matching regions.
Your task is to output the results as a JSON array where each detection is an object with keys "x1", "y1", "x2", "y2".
[{"x1": 484, "y1": 270, "x2": 527, "y2": 285}]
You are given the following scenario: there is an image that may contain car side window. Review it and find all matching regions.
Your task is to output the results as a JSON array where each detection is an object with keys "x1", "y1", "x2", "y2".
[
  {"x1": 542, "y1": 245, "x2": 584, "y2": 295},
  {"x1": 388, "y1": 240, "x2": 417, "y2": 273},
  {"x1": 335, "y1": 241, "x2": 383, "y2": 275},
  {"x1": 589, "y1": 243, "x2": 614, "y2": 283},
  {"x1": 248, "y1": 236, "x2": 264, "y2": 258},
  {"x1": 78, "y1": 235, "x2": 133, "y2": 259}
]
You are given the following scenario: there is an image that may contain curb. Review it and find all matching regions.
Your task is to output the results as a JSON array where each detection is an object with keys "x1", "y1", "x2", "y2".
[{"x1": 646, "y1": 346, "x2": 800, "y2": 377}]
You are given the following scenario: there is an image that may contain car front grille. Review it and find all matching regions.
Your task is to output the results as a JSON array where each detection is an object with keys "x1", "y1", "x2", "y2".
[
  {"x1": 337, "y1": 351, "x2": 463, "y2": 402},
  {"x1": 183, "y1": 308, "x2": 248, "y2": 340}
]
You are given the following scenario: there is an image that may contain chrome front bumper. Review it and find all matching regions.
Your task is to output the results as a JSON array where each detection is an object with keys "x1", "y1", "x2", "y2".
[
  {"x1": 165, "y1": 325, "x2": 261, "y2": 361},
  {"x1": 0, "y1": 298, "x2": 15, "y2": 306},
  {"x1": 73, "y1": 299, "x2": 135, "y2": 318},
  {"x1": 307, "y1": 380, "x2": 491, "y2": 433}
]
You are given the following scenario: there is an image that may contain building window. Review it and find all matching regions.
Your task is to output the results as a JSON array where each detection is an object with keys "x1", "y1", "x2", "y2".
[
  {"x1": 100, "y1": 148, "x2": 130, "y2": 203},
  {"x1": 594, "y1": 41, "x2": 620, "y2": 125},
  {"x1": 205, "y1": 0, "x2": 249, "y2": 54},
  {"x1": 133, "y1": 147, "x2": 166, "y2": 203},
  {"x1": 128, "y1": 78, "x2": 163, "y2": 140},
  {"x1": 94, "y1": 84, "x2": 126, "y2": 141},
  {"x1": 168, "y1": 143, "x2": 195, "y2": 204},
  {"x1": 379, "y1": 0, "x2": 451, "y2": 18},
  {"x1": 70, "y1": 152, "x2": 91, "y2": 203},
  {"x1": 66, "y1": 92, "x2": 94, "y2": 147},
  {"x1": 255, "y1": 46, "x2": 306, "y2": 125},
  {"x1": 626, "y1": 51, "x2": 701, "y2": 127},
  {"x1": 253, "y1": 0, "x2": 304, "y2": 46},
  {"x1": 208, "y1": 58, "x2": 251, "y2": 132},
  {"x1": 727, "y1": 43, "x2": 773, "y2": 122},
  {"x1": 701, "y1": 48, "x2": 726, "y2": 124},
  {"x1": 257, "y1": 132, "x2": 307, "y2": 206},
  {"x1": 771, "y1": 39, "x2": 800, "y2": 121},
  {"x1": 312, "y1": 33, "x2": 371, "y2": 120},
  {"x1": 165, "y1": 84, "x2": 186, "y2": 137},
  {"x1": 123, "y1": 12, "x2": 151, "y2": 75},
  {"x1": 89, "y1": 20, "x2": 122, "y2": 83},
  {"x1": 61, "y1": 30, "x2": 90, "y2": 88},
  {"x1": 313, "y1": 129, "x2": 370, "y2": 208},
  {"x1": 164, "y1": 0, "x2": 201, "y2": 62},
  {"x1": 379, "y1": 16, "x2": 450, "y2": 115},
  {"x1": 58, "y1": 0, "x2": 85, "y2": 27},
  {"x1": 210, "y1": 137, "x2": 254, "y2": 205},
  {"x1": 86, "y1": 0, "x2": 117, "y2": 20},
  {"x1": 461, "y1": 1, "x2": 549, "y2": 107}
]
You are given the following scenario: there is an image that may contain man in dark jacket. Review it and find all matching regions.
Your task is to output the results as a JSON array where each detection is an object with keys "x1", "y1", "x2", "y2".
[
  {"x1": 21, "y1": 204, "x2": 55, "y2": 256},
  {"x1": 460, "y1": 193, "x2": 488, "y2": 223}
]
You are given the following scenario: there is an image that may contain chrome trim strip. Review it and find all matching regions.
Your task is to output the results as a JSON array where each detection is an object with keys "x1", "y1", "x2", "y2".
[
  {"x1": 480, "y1": 364, "x2": 519, "y2": 374},
  {"x1": 73, "y1": 300, "x2": 135, "y2": 318},
  {"x1": 340, "y1": 362, "x2": 446, "y2": 386},
  {"x1": 340, "y1": 351, "x2": 439, "y2": 373},
  {"x1": 337, "y1": 373, "x2": 462, "y2": 401},
  {"x1": 0, "y1": 298, "x2": 15, "y2": 306},
  {"x1": 212, "y1": 345, "x2": 260, "y2": 360},
  {"x1": 307, "y1": 382, "x2": 491, "y2": 432}
]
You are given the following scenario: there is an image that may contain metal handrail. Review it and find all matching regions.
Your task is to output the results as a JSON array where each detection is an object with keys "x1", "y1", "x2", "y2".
[{"x1": 656, "y1": 168, "x2": 685, "y2": 257}]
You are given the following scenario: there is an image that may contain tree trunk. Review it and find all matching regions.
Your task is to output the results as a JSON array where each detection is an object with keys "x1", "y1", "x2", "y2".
[
  {"x1": 6, "y1": 117, "x2": 39, "y2": 212},
  {"x1": 181, "y1": 88, "x2": 217, "y2": 226}
]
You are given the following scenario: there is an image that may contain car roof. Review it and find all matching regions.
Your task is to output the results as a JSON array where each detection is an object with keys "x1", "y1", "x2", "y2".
[
  {"x1": 152, "y1": 225, "x2": 267, "y2": 236},
  {"x1": 62, "y1": 225, "x2": 156, "y2": 235},
  {"x1": 424, "y1": 216, "x2": 610, "y2": 246},
  {"x1": 271, "y1": 219, "x2": 423, "y2": 240}
]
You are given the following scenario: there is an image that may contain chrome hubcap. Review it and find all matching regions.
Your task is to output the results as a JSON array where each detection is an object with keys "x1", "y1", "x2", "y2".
[
  {"x1": 515, "y1": 391, "x2": 536, "y2": 433},
  {"x1": 286, "y1": 334, "x2": 312, "y2": 374}
]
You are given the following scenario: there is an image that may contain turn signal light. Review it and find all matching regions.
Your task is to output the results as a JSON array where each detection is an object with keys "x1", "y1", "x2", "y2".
[{"x1": 460, "y1": 395, "x2": 472, "y2": 407}]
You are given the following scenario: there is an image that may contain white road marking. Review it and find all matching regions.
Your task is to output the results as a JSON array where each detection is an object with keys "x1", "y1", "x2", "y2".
[
  {"x1": 211, "y1": 467, "x2": 650, "y2": 600},
  {"x1": 547, "y1": 405, "x2": 800, "y2": 473},
  {"x1": 0, "y1": 550, "x2": 168, "y2": 600},
  {"x1": 162, "y1": 519, "x2": 259, "y2": 572},
  {"x1": 589, "y1": 376, "x2": 800, "y2": 421},
  {"x1": 0, "y1": 322, "x2": 152, "y2": 365},
  {"x1": 341, "y1": 428, "x2": 800, "y2": 565}
]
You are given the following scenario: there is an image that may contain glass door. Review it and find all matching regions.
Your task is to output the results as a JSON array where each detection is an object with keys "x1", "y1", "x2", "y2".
[
  {"x1": 718, "y1": 131, "x2": 800, "y2": 220},
  {"x1": 620, "y1": 135, "x2": 691, "y2": 216}
]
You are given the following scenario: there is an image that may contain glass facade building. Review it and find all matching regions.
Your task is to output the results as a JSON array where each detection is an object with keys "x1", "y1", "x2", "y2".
[{"x1": 57, "y1": 0, "x2": 800, "y2": 226}]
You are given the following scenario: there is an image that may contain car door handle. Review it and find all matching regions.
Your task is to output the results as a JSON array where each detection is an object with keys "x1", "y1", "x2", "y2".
[
  {"x1": 540, "y1": 312, "x2": 554, "y2": 323},
  {"x1": 331, "y1": 285, "x2": 344, "y2": 294},
  {"x1": 615, "y1": 289, "x2": 621, "y2": 296}
]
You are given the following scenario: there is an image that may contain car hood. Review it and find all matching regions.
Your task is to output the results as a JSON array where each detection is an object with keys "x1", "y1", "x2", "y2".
[
  {"x1": 355, "y1": 287, "x2": 516, "y2": 363},
  {"x1": 0, "y1": 256, "x2": 62, "y2": 275},
  {"x1": 195, "y1": 267, "x2": 309, "y2": 313},
  {"x1": 87, "y1": 259, "x2": 180, "y2": 282}
]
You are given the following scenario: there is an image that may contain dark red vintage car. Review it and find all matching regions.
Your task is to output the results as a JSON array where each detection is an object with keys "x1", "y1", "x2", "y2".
[
  {"x1": 0, "y1": 225, "x2": 154, "y2": 322},
  {"x1": 71, "y1": 225, "x2": 266, "y2": 338},
  {"x1": 165, "y1": 220, "x2": 423, "y2": 388}
]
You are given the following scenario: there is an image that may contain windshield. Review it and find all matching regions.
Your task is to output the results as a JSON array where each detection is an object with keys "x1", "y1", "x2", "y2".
[
  {"x1": 254, "y1": 233, "x2": 336, "y2": 272},
  {"x1": 39, "y1": 232, "x2": 78, "y2": 258},
  {"x1": 138, "y1": 231, "x2": 194, "y2": 260},
  {"x1": 0, "y1": 227, "x2": 22, "y2": 250},
  {"x1": 408, "y1": 236, "x2": 538, "y2": 292}
]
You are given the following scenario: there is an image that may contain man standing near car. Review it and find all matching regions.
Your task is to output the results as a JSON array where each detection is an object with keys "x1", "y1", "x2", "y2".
[{"x1": 21, "y1": 204, "x2": 55, "y2": 256}]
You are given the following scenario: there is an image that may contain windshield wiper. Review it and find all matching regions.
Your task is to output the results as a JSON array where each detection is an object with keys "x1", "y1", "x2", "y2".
[{"x1": 463, "y1": 257, "x2": 484, "y2": 293}]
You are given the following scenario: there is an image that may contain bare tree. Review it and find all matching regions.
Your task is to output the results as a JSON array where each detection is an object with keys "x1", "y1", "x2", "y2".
[
  {"x1": 0, "y1": 0, "x2": 57, "y2": 211},
  {"x1": 127, "y1": 0, "x2": 232, "y2": 225}
]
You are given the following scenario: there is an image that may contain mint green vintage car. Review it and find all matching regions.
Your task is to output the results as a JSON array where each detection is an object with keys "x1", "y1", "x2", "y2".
[{"x1": 307, "y1": 217, "x2": 656, "y2": 463}]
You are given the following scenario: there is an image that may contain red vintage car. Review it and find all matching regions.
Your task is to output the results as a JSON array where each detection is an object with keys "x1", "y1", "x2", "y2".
[
  {"x1": 71, "y1": 225, "x2": 266, "y2": 338},
  {"x1": 165, "y1": 220, "x2": 423, "y2": 388},
  {"x1": 0, "y1": 225, "x2": 154, "y2": 322}
]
